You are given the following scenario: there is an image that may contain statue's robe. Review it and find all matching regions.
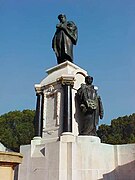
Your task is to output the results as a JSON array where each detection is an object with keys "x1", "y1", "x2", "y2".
[
  {"x1": 77, "y1": 84, "x2": 104, "y2": 135},
  {"x1": 52, "y1": 21, "x2": 78, "y2": 64}
]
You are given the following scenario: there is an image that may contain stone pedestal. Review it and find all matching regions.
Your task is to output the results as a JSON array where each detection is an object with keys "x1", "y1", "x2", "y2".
[
  {"x1": 34, "y1": 61, "x2": 88, "y2": 140},
  {"x1": 0, "y1": 152, "x2": 23, "y2": 180},
  {"x1": 18, "y1": 61, "x2": 135, "y2": 179},
  {"x1": 18, "y1": 134, "x2": 135, "y2": 180}
]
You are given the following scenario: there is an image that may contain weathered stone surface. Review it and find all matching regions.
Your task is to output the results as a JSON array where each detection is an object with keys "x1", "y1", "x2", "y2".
[
  {"x1": 0, "y1": 151, "x2": 23, "y2": 180},
  {"x1": 18, "y1": 135, "x2": 135, "y2": 180},
  {"x1": 34, "y1": 61, "x2": 88, "y2": 140},
  {"x1": 20, "y1": 62, "x2": 135, "y2": 180}
]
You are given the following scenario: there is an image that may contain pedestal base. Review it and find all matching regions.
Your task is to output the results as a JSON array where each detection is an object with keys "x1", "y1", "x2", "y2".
[{"x1": 18, "y1": 135, "x2": 135, "y2": 180}]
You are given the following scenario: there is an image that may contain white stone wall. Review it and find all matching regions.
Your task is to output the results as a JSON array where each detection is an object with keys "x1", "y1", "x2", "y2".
[
  {"x1": 35, "y1": 61, "x2": 88, "y2": 139},
  {"x1": 18, "y1": 136, "x2": 135, "y2": 180}
]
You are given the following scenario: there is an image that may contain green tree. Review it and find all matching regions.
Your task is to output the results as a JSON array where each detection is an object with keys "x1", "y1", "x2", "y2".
[
  {"x1": 97, "y1": 113, "x2": 135, "y2": 145},
  {"x1": 0, "y1": 110, "x2": 35, "y2": 152}
]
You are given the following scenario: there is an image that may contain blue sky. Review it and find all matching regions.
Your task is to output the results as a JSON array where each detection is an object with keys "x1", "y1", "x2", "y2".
[{"x1": 0, "y1": 0, "x2": 135, "y2": 125}]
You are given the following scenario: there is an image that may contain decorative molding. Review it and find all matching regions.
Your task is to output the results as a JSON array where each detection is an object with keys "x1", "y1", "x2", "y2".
[
  {"x1": 45, "y1": 85, "x2": 57, "y2": 98},
  {"x1": 57, "y1": 75, "x2": 75, "y2": 86},
  {"x1": 42, "y1": 85, "x2": 61, "y2": 133},
  {"x1": 43, "y1": 91, "x2": 47, "y2": 129},
  {"x1": 35, "y1": 84, "x2": 42, "y2": 94},
  {"x1": 56, "y1": 91, "x2": 61, "y2": 126}
]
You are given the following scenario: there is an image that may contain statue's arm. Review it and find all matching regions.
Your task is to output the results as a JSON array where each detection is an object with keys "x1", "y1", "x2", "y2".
[
  {"x1": 52, "y1": 35, "x2": 55, "y2": 49},
  {"x1": 66, "y1": 27, "x2": 78, "y2": 45},
  {"x1": 52, "y1": 34, "x2": 57, "y2": 54},
  {"x1": 60, "y1": 22, "x2": 78, "y2": 45},
  {"x1": 98, "y1": 96, "x2": 104, "y2": 119}
]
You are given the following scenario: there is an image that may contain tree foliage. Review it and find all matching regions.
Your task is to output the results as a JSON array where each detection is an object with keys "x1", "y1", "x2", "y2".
[
  {"x1": 97, "y1": 113, "x2": 135, "y2": 144},
  {"x1": 1, "y1": 109, "x2": 135, "y2": 151},
  {"x1": 0, "y1": 110, "x2": 35, "y2": 152}
]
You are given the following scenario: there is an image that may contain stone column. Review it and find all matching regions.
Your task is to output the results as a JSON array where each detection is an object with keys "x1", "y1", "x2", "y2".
[
  {"x1": 34, "y1": 85, "x2": 44, "y2": 137},
  {"x1": 0, "y1": 152, "x2": 23, "y2": 180},
  {"x1": 60, "y1": 76, "x2": 75, "y2": 133}
]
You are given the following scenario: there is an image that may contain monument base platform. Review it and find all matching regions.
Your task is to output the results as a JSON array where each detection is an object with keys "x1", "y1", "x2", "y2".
[{"x1": 18, "y1": 135, "x2": 135, "y2": 180}]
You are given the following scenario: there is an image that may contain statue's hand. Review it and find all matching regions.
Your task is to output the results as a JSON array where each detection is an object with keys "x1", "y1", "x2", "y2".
[
  {"x1": 61, "y1": 23, "x2": 66, "y2": 28},
  {"x1": 80, "y1": 104, "x2": 87, "y2": 113},
  {"x1": 99, "y1": 113, "x2": 103, "y2": 119},
  {"x1": 57, "y1": 23, "x2": 67, "y2": 30}
]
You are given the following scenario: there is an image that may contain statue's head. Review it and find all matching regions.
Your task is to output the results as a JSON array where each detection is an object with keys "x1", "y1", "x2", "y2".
[
  {"x1": 58, "y1": 14, "x2": 67, "y2": 23},
  {"x1": 85, "y1": 76, "x2": 93, "y2": 85}
]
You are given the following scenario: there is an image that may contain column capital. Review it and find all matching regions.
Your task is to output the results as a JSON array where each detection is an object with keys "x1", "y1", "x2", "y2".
[
  {"x1": 35, "y1": 84, "x2": 42, "y2": 95},
  {"x1": 57, "y1": 75, "x2": 75, "y2": 86}
]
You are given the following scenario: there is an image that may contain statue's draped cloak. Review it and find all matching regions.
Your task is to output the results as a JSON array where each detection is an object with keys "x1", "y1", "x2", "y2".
[
  {"x1": 77, "y1": 84, "x2": 103, "y2": 135},
  {"x1": 52, "y1": 21, "x2": 78, "y2": 64}
]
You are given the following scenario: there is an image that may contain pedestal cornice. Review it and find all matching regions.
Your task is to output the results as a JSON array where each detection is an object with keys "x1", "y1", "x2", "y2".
[
  {"x1": 57, "y1": 75, "x2": 75, "y2": 86},
  {"x1": 0, "y1": 151, "x2": 23, "y2": 166}
]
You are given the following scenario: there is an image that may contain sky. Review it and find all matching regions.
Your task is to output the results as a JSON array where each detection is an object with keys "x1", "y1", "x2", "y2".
[{"x1": 0, "y1": 0, "x2": 135, "y2": 125}]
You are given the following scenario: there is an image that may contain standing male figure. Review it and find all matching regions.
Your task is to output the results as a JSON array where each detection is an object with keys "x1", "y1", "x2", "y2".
[
  {"x1": 77, "y1": 76, "x2": 104, "y2": 136},
  {"x1": 52, "y1": 14, "x2": 78, "y2": 64}
]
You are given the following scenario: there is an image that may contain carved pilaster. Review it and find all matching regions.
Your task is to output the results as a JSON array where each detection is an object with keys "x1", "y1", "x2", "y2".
[
  {"x1": 34, "y1": 84, "x2": 44, "y2": 137},
  {"x1": 58, "y1": 75, "x2": 75, "y2": 133}
]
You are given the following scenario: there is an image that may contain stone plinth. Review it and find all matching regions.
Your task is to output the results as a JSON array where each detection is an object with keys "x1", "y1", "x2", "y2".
[
  {"x1": 76, "y1": 135, "x2": 101, "y2": 143},
  {"x1": 34, "y1": 61, "x2": 88, "y2": 140},
  {"x1": 0, "y1": 151, "x2": 23, "y2": 180},
  {"x1": 18, "y1": 134, "x2": 135, "y2": 180},
  {"x1": 18, "y1": 61, "x2": 135, "y2": 180}
]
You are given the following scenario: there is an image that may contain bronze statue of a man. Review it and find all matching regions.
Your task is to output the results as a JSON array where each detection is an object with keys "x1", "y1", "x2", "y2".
[
  {"x1": 77, "y1": 76, "x2": 104, "y2": 136},
  {"x1": 52, "y1": 14, "x2": 78, "y2": 64}
]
